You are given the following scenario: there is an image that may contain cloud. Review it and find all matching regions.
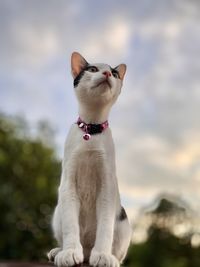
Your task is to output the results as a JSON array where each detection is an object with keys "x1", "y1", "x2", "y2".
[
  {"x1": 82, "y1": 17, "x2": 131, "y2": 62},
  {"x1": 11, "y1": 25, "x2": 60, "y2": 67}
]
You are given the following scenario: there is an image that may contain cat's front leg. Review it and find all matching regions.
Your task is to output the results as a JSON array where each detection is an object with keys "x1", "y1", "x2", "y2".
[
  {"x1": 55, "y1": 172, "x2": 84, "y2": 267},
  {"x1": 90, "y1": 175, "x2": 119, "y2": 267}
]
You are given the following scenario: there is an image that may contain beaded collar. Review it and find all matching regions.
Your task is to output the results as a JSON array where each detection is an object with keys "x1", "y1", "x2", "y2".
[{"x1": 77, "y1": 117, "x2": 109, "y2": 141}]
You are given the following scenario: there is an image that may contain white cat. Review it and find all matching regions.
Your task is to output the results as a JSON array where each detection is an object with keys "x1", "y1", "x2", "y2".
[{"x1": 48, "y1": 52, "x2": 132, "y2": 267}]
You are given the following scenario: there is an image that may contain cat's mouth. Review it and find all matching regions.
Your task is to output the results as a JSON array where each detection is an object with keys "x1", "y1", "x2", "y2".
[{"x1": 95, "y1": 78, "x2": 111, "y2": 89}]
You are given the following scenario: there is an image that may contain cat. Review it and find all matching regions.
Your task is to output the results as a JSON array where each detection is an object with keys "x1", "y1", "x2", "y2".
[{"x1": 47, "y1": 52, "x2": 132, "y2": 267}]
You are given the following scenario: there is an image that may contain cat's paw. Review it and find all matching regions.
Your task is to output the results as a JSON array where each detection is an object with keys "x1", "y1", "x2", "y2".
[
  {"x1": 47, "y1": 247, "x2": 62, "y2": 262},
  {"x1": 89, "y1": 249, "x2": 119, "y2": 267},
  {"x1": 54, "y1": 248, "x2": 84, "y2": 267}
]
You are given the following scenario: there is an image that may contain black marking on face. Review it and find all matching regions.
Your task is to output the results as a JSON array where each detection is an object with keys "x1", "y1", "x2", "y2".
[
  {"x1": 118, "y1": 206, "x2": 128, "y2": 221},
  {"x1": 109, "y1": 66, "x2": 120, "y2": 79},
  {"x1": 73, "y1": 63, "x2": 89, "y2": 87},
  {"x1": 112, "y1": 69, "x2": 120, "y2": 79}
]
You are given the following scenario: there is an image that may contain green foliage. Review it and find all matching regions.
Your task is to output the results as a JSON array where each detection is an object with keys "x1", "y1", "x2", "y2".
[
  {"x1": 0, "y1": 114, "x2": 60, "y2": 261},
  {"x1": 125, "y1": 224, "x2": 200, "y2": 267}
]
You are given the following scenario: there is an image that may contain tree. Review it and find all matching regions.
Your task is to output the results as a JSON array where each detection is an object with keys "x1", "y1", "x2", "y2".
[
  {"x1": 0, "y1": 113, "x2": 61, "y2": 261},
  {"x1": 124, "y1": 196, "x2": 200, "y2": 267}
]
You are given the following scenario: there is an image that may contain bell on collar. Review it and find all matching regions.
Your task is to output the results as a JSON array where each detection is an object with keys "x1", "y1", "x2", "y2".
[{"x1": 83, "y1": 133, "x2": 91, "y2": 141}]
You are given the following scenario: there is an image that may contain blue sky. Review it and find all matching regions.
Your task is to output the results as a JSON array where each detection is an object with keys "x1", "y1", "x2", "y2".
[{"x1": 0, "y1": 0, "x2": 200, "y2": 223}]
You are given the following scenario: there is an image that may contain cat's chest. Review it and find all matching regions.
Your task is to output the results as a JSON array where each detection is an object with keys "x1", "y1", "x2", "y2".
[{"x1": 75, "y1": 150, "x2": 103, "y2": 203}]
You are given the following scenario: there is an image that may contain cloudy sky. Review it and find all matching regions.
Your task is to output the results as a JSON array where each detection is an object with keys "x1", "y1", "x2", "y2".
[{"x1": 0, "y1": 0, "x2": 200, "y2": 222}]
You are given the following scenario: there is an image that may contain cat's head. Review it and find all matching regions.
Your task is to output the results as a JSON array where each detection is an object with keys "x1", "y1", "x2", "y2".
[{"x1": 71, "y1": 52, "x2": 126, "y2": 108}]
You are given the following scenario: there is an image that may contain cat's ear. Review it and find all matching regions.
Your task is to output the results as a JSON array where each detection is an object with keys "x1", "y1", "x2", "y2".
[
  {"x1": 115, "y1": 64, "x2": 127, "y2": 80},
  {"x1": 71, "y1": 52, "x2": 88, "y2": 79}
]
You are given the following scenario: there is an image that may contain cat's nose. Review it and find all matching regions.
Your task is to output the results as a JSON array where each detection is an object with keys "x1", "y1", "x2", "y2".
[{"x1": 102, "y1": 71, "x2": 111, "y2": 78}]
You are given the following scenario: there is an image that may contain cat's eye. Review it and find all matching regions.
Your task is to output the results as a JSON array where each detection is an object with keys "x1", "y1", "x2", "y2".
[
  {"x1": 87, "y1": 66, "x2": 99, "y2": 73},
  {"x1": 112, "y1": 70, "x2": 119, "y2": 79}
]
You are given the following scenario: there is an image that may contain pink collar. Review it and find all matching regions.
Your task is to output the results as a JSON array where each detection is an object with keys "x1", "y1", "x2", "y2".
[{"x1": 77, "y1": 117, "x2": 109, "y2": 141}]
